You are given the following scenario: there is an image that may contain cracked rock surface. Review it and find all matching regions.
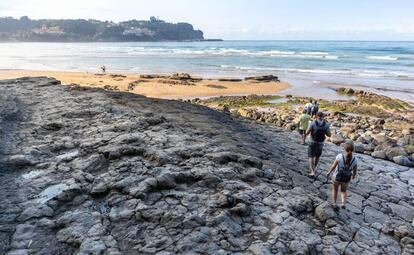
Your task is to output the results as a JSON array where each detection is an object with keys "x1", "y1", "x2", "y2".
[{"x1": 1, "y1": 77, "x2": 414, "y2": 255}]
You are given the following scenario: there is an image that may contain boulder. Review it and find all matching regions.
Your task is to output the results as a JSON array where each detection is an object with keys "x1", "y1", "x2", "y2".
[
  {"x1": 315, "y1": 202, "x2": 336, "y2": 222},
  {"x1": 393, "y1": 156, "x2": 414, "y2": 167},
  {"x1": 397, "y1": 137, "x2": 410, "y2": 147},
  {"x1": 245, "y1": 75, "x2": 279, "y2": 82},
  {"x1": 218, "y1": 78, "x2": 243, "y2": 82},
  {"x1": 330, "y1": 133, "x2": 346, "y2": 145},
  {"x1": 372, "y1": 134, "x2": 389, "y2": 145},
  {"x1": 385, "y1": 147, "x2": 408, "y2": 161},
  {"x1": 354, "y1": 142, "x2": 365, "y2": 153},
  {"x1": 72, "y1": 154, "x2": 108, "y2": 173},
  {"x1": 371, "y1": 150, "x2": 387, "y2": 159},
  {"x1": 5, "y1": 154, "x2": 36, "y2": 167},
  {"x1": 404, "y1": 145, "x2": 414, "y2": 155},
  {"x1": 18, "y1": 205, "x2": 54, "y2": 222},
  {"x1": 402, "y1": 127, "x2": 414, "y2": 135}
]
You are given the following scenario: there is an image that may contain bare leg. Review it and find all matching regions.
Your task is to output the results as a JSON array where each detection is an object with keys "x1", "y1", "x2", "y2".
[
  {"x1": 308, "y1": 158, "x2": 315, "y2": 176},
  {"x1": 314, "y1": 156, "x2": 321, "y2": 173},
  {"x1": 340, "y1": 185, "x2": 347, "y2": 205},
  {"x1": 332, "y1": 183, "x2": 339, "y2": 206}
]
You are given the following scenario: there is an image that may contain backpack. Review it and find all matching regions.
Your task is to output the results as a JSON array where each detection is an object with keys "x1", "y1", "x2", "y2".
[
  {"x1": 335, "y1": 155, "x2": 356, "y2": 182},
  {"x1": 312, "y1": 104, "x2": 319, "y2": 113},
  {"x1": 311, "y1": 120, "x2": 327, "y2": 142}
]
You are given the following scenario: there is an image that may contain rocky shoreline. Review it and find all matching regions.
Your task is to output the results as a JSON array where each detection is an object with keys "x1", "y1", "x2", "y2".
[
  {"x1": 0, "y1": 77, "x2": 413, "y2": 254},
  {"x1": 200, "y1": 90, "x2": 414, "y2": 167}
]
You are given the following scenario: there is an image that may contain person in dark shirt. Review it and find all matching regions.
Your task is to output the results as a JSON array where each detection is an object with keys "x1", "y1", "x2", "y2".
[{"x1": 305, "y1": 111, "x2": 331, "y2": 177}]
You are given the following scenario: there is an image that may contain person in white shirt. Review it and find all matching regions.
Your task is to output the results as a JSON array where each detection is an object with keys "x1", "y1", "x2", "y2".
[
  {"x1": 327, "y1": 142, "x2": 358, "y2": 211},
  {"x1": 304, "y1": 100, "x2": 314, "y2": 115}
]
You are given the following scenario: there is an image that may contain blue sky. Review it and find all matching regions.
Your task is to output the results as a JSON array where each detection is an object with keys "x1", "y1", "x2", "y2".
[{"x1": 1, "y1": 0, "x2": 413, "y2": 40}]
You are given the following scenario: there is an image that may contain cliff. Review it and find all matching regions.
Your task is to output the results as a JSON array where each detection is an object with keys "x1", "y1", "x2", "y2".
[
  {"x1": 0, "y1": 77, "x2": 413, "y2": 254},
  {"x1": 0, "y1": 16, "x2": 204, "y2": 42}
]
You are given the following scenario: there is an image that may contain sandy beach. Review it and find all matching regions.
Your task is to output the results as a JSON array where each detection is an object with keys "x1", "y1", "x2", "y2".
[{"x1": 0, "y1": 70, "x2": 289, "y2": 99}]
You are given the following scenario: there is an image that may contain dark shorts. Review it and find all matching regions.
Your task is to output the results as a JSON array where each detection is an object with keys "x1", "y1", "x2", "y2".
[
  {"x1": 298, "y1": 129, "x2": 305, "y2": 135},
  {"x1": 308, "y1": 142, "x2": 324, "y2": 158},
  {"x1": 333, "y1": 177, "x2": 349, "y2": 188}
]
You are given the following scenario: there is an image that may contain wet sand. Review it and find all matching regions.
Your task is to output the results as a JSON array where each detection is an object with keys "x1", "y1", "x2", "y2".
[{"x1": 0, "y1": 70, "x2": 289, "y2": 99}]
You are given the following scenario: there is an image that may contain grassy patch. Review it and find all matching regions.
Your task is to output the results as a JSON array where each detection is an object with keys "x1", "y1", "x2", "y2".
[{"x1": 203, "y1": 95, "x2": 283, "y2": 108}]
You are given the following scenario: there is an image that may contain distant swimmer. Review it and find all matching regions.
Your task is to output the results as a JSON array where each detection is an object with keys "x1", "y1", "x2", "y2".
[
  {"x1": 306, "y1": 111, "x2": 331, "y2": 177},
  {"x1": 101, "y1": 65, "x2": 106, "y2": 74},
  {"x1": 327, "y1": 142, "x2": 358, "y2": 211}
]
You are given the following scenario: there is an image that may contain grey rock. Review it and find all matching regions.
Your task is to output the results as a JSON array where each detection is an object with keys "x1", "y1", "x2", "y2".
[
  {"x1": 56, "y1": 150, "x2": 79, "y2": 162},
  {"x1": 72, "y1": 154, "x2": 108, "y2": 173},
  {"x1": 385, "y1": 147, "x2": 408, "y2": 161},
  {"x1": 18, "y1": 205, "x2": 54, "y2": 222},
  {"x1": 371, "y1": 150, "x2": 387, "y2": 159},
  {"x1": 315, "y1": 202, "x2": 336, "y2": 222},
  {"x1": 389, "y1": 203, "x2": 414, "y2": 222},
  {"x1": 6, "y1": 155, "x2": 36, "y2": 167},
  {"x1": 330, "y1": 134, "x2": 346, "y2": 145},
  {"x1": 1, "y1": 77, "x2": 413, "y2": 255},
  {"x1": 393, "y1": 156, "x2": 414, "y2": 167}
]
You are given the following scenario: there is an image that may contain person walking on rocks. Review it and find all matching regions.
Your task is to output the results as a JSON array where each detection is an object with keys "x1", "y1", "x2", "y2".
[
  {"x1": 305, "y1": 100, "x2": 314, "y2": 115},
  {"x1": 298, "y1": 109, "x2": 311, "y2": 145},
  {"x1": 311, "y1": 101, "x2": 319, "y2": 118},
  {"x1": 306, "y1": 111, "x2": 331, "y2": 177},
  {"x1": 327, "y1": 142, "x2": 358, "y2": 210}
]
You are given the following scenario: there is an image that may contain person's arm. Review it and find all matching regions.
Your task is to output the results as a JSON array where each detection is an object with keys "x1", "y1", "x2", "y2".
[
  {"x1": 327, "y1": 160, "x2": 339, "y2": 177},
  {"x1": 326, "y1": 126, "x2": 332, "y2": 137},
  {"x1": 352, "y1": 165, "x2": 358, "y2": 181},
  {"x1": 305, "y1": 123, "x2": 313, "y2": 136}
]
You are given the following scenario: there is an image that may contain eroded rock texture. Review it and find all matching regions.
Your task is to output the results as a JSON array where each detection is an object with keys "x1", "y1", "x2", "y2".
[{"x1": 0, "y1": 77, "x2": 413, "y2": 255}]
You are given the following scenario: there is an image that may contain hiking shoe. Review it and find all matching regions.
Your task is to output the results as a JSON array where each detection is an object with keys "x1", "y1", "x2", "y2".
[{"x1": 340, "y1": 203, "x2": 346, "y2": 209}]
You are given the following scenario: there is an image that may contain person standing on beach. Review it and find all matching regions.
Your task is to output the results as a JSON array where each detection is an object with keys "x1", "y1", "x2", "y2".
[
  {"x1": 298, "y1": 109, "x2": 311, "y2": 145},
  {"x1": 327, "y1": 142, "x2": 358, "y2": 210},
  {"x1": 306, "y1": 111, "x2": 331, "y2": 177}
]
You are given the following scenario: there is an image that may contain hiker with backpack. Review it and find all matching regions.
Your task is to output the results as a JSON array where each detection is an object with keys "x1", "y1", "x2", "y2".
[
  {"x1": 311, "y1": 101, "x2": 319, "y2": 117},
  {"x1": 327, "y1": 142, "x2": 358, "y2": 211},
  {"x1": 305, "y1": 111, "x2": 331, "y2": 177}
]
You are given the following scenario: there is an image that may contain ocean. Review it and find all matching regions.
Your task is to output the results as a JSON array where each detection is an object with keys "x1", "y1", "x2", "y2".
[{"x1": 0, "y1": 41, "x2": 413, "y2": 102}]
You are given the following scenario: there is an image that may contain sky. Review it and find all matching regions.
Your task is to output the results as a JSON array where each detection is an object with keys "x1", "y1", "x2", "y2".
[{"x1": 1, "y1": 0, "x2": 413, "y2": 40}]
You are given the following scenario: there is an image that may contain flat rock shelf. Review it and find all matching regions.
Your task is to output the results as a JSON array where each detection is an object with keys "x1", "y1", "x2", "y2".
[{"x1": 0, "y1": 77, "x2": 413, "y2": 254}]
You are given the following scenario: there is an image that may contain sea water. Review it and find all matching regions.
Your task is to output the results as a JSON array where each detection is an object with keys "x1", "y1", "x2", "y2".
[{"x1": 0, "y1": 41, "x2": 413, "y2": 102}]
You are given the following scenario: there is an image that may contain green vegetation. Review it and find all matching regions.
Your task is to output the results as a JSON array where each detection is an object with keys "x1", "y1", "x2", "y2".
[
  {"x1": 203, "y1": 95, "x2": 283, "y2": 108},
  {"x1": 404, "y1": 145, "x2": 414, "y2": 155},
  {"x1": 202, "y1": 93, "x2": 413, "y2": 119},
  {"x1": 0, "y1": 16, "x2": 204, "y2": 42}
]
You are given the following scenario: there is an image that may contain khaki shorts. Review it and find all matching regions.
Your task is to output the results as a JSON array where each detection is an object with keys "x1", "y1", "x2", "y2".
[{"x1": 332, "y1": 177, "x2": 349, "y2": 188}]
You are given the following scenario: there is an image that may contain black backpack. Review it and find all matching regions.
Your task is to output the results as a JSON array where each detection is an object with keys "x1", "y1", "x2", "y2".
[
  {"x1": 336, "y1": 155, "x2": 356, "y2": 182},
  {"x1": 311, "y1": 120, "x2": 327, "y2": 142},
  {"x1": 312, "y1": 104, "x2": 319, "y2": 113}
]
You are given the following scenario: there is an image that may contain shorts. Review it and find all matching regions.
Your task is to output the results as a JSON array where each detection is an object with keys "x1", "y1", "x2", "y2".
[
  {"x1": 332, "y1": 177, "x2": 349, "y2": 188},
  {"x1": 298, "y1": 129, "x2": 305, "y2": 135},
  {"x1": 308, "y1": 142, "x2": 324, "y2": 158}
]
